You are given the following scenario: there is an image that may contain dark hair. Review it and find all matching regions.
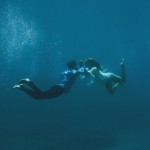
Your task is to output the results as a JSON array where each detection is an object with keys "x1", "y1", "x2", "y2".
[
  {"x1": 85, "y1": 58, "x2": 102, "y2": 70},
  {"x1": 67, "y1": 60, "x2": 77, "y2": 69},
  {"x1": 79, "y1": 60, "x2": 84, "y2": 67}
]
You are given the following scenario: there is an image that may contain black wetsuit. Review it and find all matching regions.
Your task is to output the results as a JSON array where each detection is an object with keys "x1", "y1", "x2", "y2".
[{"x1": 20, "y1": 68, "x2": 84, "y2": 100}]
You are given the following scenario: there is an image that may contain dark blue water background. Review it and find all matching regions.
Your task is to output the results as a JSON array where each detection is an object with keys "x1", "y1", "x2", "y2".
[{"x1": 0, "y1": 0, "x2": 150, "y2": 149}]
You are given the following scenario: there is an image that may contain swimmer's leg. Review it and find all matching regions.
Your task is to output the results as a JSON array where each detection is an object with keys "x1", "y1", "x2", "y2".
[
  {"x1": 120, "y1": 59, "x2": 126, "y2": 82},
  {"x1": 19, "y1": 78, "x2": 42, "y2": 93},
  {"x1": 13, "y1": 83, "x2": 43, "y2": 99},
  {"x1": 13, "y1": 83, "x2": 64, "y2": 100},
  {"x1": 105, "y1": 81, "x2": 114, "y2": 94}
]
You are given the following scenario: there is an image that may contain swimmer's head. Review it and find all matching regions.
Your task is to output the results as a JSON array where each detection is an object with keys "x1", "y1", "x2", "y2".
[
  {"x1": 85, "y1": 58, "x2": 101, "y2": 70},
  {"x1": 67, "y1": 60, "x2": 77, "y2": 69}
]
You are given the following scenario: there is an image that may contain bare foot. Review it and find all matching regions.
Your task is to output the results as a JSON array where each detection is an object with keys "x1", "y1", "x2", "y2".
[
  {"x1": 18, "y1": 78, "x2": 30, "y2": 84},
  {"x1": 13, "y1": 84, "x2": 23, "y2": 89}
]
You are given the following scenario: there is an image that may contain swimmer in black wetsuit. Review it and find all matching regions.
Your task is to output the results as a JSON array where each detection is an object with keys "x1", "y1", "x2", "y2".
[{"x1": 13, "y1": 60, "x2": 84, "y2": 100}]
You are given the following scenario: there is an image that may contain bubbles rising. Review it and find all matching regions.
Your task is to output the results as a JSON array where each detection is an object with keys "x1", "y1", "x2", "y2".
[{"x1": 0, "y1": 3, "x2": 38, "y2": 63}]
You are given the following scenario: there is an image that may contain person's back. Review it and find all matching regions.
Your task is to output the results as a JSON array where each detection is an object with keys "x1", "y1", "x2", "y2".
[{"x1": 59, "y1": 68, "x2": 78, "y2": 93}]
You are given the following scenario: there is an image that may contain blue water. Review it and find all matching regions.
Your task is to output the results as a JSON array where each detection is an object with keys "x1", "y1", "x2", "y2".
[{"x1": 0, "y1": 0, "x2": 150, "y2": 149}]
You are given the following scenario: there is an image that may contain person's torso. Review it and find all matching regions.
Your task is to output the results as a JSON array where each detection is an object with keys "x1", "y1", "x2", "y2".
[
  {"x1": 90, "y1": 67, "x2": 112, "y2": 83},
  {"x1": 59, "y1": 69, "x2": 78, "y2": 92}
]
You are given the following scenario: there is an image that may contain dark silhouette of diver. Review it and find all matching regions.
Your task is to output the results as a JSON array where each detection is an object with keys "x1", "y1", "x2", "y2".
[{"x1": 13, "y1": 60, "x2": 84, "y2": 100}]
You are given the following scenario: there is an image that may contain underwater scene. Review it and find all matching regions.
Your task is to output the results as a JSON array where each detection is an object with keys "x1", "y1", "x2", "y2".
[{"x1": 0, "y1": 0, "x2": 150, "y2": 149}]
